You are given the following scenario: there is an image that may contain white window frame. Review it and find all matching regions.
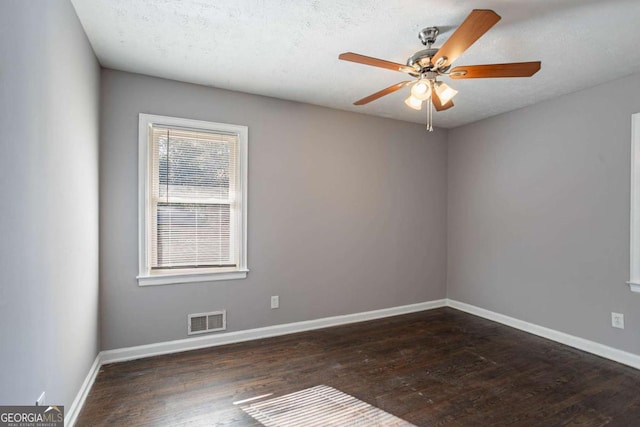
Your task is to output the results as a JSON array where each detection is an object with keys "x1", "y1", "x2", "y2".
[
  {"x1": 628, "y1": 113, "x2": 640, "y2": 293},
  {"x1": 137, "y1": 113, "x2": 248, "y2": 286}
]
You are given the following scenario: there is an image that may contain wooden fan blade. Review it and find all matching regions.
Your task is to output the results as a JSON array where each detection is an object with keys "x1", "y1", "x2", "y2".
[
  {"x1": 432, "y1": 9, "x2": 501, "y2": 68},
  {"x1": 449, "y1": 61, "x2": 541, "y2": 79},
  {"x1": 431, "y1": 92, "x2": 454, "y2": 111},
  {"x1": 339, "y1": 52, "x2": 416, "y2": 74},
  {"x1": 354, "y1": 81, "x2": 412, "y2": 105}
]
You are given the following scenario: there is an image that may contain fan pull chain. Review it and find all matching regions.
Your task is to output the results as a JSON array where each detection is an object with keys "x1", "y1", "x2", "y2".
[{"x1": 426, "y1": 97, "x2": 434, "y2": 132}]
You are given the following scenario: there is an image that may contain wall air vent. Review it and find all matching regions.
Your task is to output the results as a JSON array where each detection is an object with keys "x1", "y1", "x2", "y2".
[{"x1": 188, "y1": 310, "x2": 226, "y2": 335}]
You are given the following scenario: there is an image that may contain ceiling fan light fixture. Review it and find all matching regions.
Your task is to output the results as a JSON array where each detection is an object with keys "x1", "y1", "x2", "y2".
[
  {"x1": 404, "y1": 95, "x2": 423, "y2": 110},
  {"x1": 435, "y1": 82, "x2": 458, "y2": 104},
  {"x1": 411, "y1": 80, "x2": 431, "y2": 101}
]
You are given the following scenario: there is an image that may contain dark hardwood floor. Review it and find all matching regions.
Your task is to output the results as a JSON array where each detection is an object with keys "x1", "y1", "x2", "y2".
[{"x1": 76, "y1": 308, "x2": 640, "y2": 426}]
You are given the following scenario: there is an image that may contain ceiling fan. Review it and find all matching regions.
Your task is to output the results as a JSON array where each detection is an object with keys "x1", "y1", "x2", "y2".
[{"x1": 338, "y1": 9, "x2": 541, "y2": 131}]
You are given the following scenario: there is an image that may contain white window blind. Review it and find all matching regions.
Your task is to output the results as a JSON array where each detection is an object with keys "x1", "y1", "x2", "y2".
[
  {"x1": 138, "y1": 114, "x2": 248, "y2": 286},
  {"x1": 150, "y1": 126, "x2": 238, "y2": 269}
]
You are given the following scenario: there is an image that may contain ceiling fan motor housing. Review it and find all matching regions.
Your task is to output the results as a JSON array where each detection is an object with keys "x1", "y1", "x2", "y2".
[
  {"x1": 408, "y1": 27, "x2": 450, "y2": 74},
  {"x1": 407, "y1": 48, "x2": 439, "y2": 71}
]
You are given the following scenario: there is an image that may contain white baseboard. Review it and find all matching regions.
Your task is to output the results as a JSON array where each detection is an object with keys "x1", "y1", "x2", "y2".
[
  {"x1": 446, "y1": 299, "x2": 640, "y2": 370},
  {"x1": 65, "y1": 353, "x2": 101, "y2": 427},
  {"x1": 100, "y1": 299, "x2": 447, "y2": 365}
]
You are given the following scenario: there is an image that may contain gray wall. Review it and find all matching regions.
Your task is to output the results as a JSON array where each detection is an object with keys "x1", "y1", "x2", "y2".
[
  {"x1": 0, "y1": 0, "x2": 100, "y2": 408},
  {"x1": 447, "y1": 72, "x2": 640, "y2": 355},
  {"x1": 100, "y1": 70, "x2": 448, "y2": 350}
]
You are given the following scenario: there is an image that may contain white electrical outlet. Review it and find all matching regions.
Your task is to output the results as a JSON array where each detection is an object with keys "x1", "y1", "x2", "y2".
[
  {"x1": 611, "y1": 312, "x2": 624, "y2": 329},
  {"x1": 36, "y1": 391, "x2": 45, "y2": 406},
  {"x1": 271, "y1": 295, "x2": 279, "y2": 309}
]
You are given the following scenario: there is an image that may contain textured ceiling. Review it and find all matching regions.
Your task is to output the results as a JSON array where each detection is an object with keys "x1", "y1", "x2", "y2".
[{"x1": 71, "y1": 0, "x2": 640, "y2": 129}]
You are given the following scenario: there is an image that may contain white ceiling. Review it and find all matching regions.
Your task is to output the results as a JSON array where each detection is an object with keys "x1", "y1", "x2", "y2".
[{"x1": 71, "y1": 0, "x2": 640, "y2": 129}]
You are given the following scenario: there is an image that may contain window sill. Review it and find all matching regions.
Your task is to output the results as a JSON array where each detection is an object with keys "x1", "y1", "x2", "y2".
[
  {"x1": 137, "y1": 269, "x2": 249, "y2": 286},
  {"x1": 627, "y1": 281, "x2": 640, "y2": 293}
]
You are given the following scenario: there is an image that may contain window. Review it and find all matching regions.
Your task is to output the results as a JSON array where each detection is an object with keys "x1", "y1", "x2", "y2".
[
  {"x1": 138, "y1": 114, "x2": 248, "y2": 286},
  {"x1": 629, "y1": 113, "x2": 640, "y2": 293}
]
